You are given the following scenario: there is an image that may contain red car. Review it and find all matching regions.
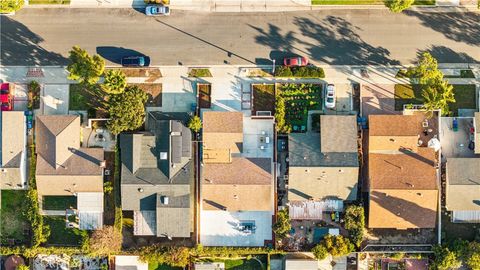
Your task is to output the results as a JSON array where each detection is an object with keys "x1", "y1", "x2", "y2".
[
  {"x1": 1, "y1": 83, "x2": 14, "y2": 111},
  {"x1": 283, "y1": 56, "x2": 308, "y2": 67}
]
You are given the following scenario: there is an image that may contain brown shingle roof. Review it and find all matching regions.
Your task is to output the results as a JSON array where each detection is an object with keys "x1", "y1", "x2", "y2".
[
  {"x1": 202, "y1": 184, "x2": 273, "y2": 211},
  {"x1": 369, "y1": 147, "x2": 437, "y2": 190},
  {"x1": 202, "y1": 157, "x2": 272, "y2": 185},
  {"x1": 203, "y1": 111, "x2": 243, "y2": 133},
  {"x1": 369, "y1": 115, "x2": 423, "y2": 136}
]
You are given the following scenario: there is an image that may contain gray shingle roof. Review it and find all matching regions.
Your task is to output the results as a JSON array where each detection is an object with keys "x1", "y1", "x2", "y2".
[
  {"x1": 288, "y1": 132, "x2": 358, "y2": 167},
  {"x1": 156, "y1": 192, "x2": 191, "y2": 237},
  {"x1": 447, "y1": 158, "x2": 480, "y2": 185},
  {"x1": 320, "y1": 115, "x2": 357, "y2": 153}
]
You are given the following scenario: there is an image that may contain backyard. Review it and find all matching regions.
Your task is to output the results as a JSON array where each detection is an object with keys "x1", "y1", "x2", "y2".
[
  {"x1": 276, "y1": 83, "x2": 322, "y2": 133},
  {"x1": 394, "y1": 84, "x2": 476, "y2": 115},
  {"x1": 42, "y1": 196, "x2": 77, "y2": 211},
  {"x1": 43, "y1": 216, "x2": 88, "y2": 246},
  {"x1": 252, "y1": 84, "x2": 275, "y2": 115},
  {"x1": 0, "y1": 190, "x2": 30, "y2": 245}
]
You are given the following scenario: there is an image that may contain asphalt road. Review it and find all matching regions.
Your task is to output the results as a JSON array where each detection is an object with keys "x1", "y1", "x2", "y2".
[{"x1": 1, "y1": 8, "x2": 479, "y2": 66}]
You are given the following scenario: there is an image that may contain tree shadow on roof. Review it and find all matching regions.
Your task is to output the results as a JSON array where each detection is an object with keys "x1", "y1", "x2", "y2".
[{"x1": 0, "y1": 16, "x2": 67, "y2": 65}]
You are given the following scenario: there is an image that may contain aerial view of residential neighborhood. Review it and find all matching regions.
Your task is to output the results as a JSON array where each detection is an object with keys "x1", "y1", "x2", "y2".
[{"x1": 0, "y1": 0, "x2": 479, "y2": 269}]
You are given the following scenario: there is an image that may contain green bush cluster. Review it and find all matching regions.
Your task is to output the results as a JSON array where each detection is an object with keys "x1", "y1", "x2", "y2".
[
  {"x1": 274, "y1": 66, "x2": 325, "y2": 78},
  {"x1": 27, "y1": 81, "x2": 41, "y2": 110},
  {"x1": 274, "y1": 96, "x2": 291, "y2": 133},
  {"x1": 311, "y1": 235, "x2": 354, "y2": 260},
  {"x1": 273, "y1": 209, "x2": 291, "y2": 240},
  {"x1": 344, "y1": 205, "x2": 365, "y2": 248}
]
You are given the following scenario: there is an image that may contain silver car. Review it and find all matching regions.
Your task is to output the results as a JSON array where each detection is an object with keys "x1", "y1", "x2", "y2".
[{"x1": 325, "y1": 84, "x2": 335, "y2": 109}]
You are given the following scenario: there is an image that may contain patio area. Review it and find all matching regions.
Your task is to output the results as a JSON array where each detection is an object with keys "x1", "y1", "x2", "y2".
[
  {"x1": 440, "y1": 117, "x2": 476, "y2": 160},
  {"x1": 242, "y1": 117, "x2": 274, "y2": 159}
]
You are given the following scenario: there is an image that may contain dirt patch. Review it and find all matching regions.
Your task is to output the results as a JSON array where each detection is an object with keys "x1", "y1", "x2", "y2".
[{"x1": 130, "y1": 83, "x2": 162, "y2": 107}]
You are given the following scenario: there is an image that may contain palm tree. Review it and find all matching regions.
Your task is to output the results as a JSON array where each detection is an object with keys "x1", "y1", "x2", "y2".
[{"x1": 422, "y1": 80, "x2": 455, "y2": 116}]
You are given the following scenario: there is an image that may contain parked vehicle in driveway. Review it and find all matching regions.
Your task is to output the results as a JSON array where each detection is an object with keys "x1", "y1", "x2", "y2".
[
  {"x1": 325, "y1": 84, "x2": 335, "y2": 109},
  {"x1": 145, "y1": 5, "x2": 170, "y2": 16},
  {"x1": 0, "y1": 83, "x2": 13, "y2": 111},
  {"x1": 283, "y1": 56, "x2": 308, "y2": 67},
  {"x1": 121, "y1": 56, "x2": 146, "y2": 67}
]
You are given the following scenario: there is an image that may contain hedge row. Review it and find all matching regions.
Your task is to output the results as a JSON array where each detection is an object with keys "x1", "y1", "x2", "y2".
[{"x1": 274, "y1": 66, "x2": 325, "y2": 78}]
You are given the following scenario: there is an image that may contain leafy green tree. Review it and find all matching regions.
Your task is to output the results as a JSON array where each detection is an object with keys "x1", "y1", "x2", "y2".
[
  {"x1": 107, "y1": 85, "x2": 148, "y2": 135},
  {"x1": 187, "y1": 116, "x2": 202, "y2": 133},
  {"x1": 422, "y1": 80, "x2": 455, "y2": 116},
  {"x1": 86, "y1": 226, "x2": 122, "y2": 256},
  {"x1": 432, "y1": 245, "x2": 462, "y2": 270},
  {"x1": 273, "y1": 209, "x2": 291, "y2": 239},
  {"x1": 0, "y1": 0, "x2": 23, "y2": 13},
  {"x1": 344, "y1": 205, "x2": 365, "y2": 248},
  {"x1": 319, "y1": 235, "x2": 354, "y2": 258},
  {"x1": 384, "y1": 0, "x2": 414, "y2": 12},
  {"x1": 467, "y1": 242, "x2": 480, "y2": 270},
  {"x1": 67, "y1": 46, "x2": 105, "y2": 85},
  {"x1": 312, "y1": 244, "x2": 328, "y2": 260},
  {"x1": 412, "y1": 52, "x2": 444, "y2": 86},
  {"x1": 102, "y1": 69, "x2": 127, "y2": 94}
]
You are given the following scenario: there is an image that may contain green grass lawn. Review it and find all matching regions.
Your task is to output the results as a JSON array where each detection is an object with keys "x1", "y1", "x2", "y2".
[
  {"x1": 252, "y1": 84, "x2": 275, "y2": 115},
  {"x1": 312, "y1": 0, "x2": 434, "y2": 4},
  {"x1": 148, "y1": 262, "x2": 181, "y2": 270},
  {"x1": 42, "y1": 196, "x2": 77, "y2": 210},
  {"x1": 29, "y1": 0, "x2": 71, "y2": 4},
  {"x1": 0, "y1": 190, "x2": 30, "y2": 244},
  {"x1": 188, "y1": 68, "x2": 212, "y2": 78},
  {"x1": 43, "y1": 216, "x2": 87, "y2": 246},
  {"x1": 394, "y1": 84, "x2": 476, "y2": 115},
  {"x1": 69, "y1": 84, "x2": 90, "y2": 111}
]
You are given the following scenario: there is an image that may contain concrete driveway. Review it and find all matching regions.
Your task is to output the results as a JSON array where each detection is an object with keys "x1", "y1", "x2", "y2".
[{"x1": 361, "y1": 83, "x2": 400, "y2": 117}]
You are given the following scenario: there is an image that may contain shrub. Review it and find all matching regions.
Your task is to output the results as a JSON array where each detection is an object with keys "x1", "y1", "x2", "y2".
[
  {"x1": 344, "y1": 205, "x2": 365, "y2": 248},
  {"x1": 273, "y1": 209, "x2": 291, "y2": 240},
  {"x1": 274, "y1": 66, "x2": 293, "y2": 77},
  {"x1": 188, "y1": 116, "x2": 202, "y2": 133},
  {"x1": 274, "y1": 66, "x2": 325, "y2": 78},
  {"x1": 27, "y1": 81, "x2": 41, "y2": 110},
  {"x1": 312, "y1": 244, "x2": 328, "y2": 260},
  {"x1": 0, "y1": 0, "x2": 23, "y2": 13},
  {"x1": 318, "y1": 235, "x2": 354, "y2": 258},
  {"x1": 102, "y1": 69, "x2": 127, "y2": 94}
]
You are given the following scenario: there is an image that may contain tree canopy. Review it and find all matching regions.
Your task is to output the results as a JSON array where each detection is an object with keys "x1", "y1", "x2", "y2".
[
  {"x1": 312, "y1": 244, "x2": 328, "y2": 260},
  {"x1": 344, "y1": 205, "x2": 365, "y2": 248},
  {"x1": 384, "y1": 0, "x2": 414, "y2": 12},
  {"x1": 187, "y1": 116, "x2": 203, "y2": 133},
  {"x1": 431, "y1": 245, "x2": 462, "y2": 270},
  {"x1": 102, "y1": 69, "x2": 127, "y2": 94},
  {"x1": 106, "y1": 85, "x2": 148, "y2": 135},
  {"x1": 315, "y1": 235, "x2": 354, "y2": 258},
  {"x1": 467, "y1": 242, "x2": 480, "y2": 270},
  {"x1": 0, "y1": 0, "x2": 23, "y2": 13},
  {"x1": 67, "y1": 46, "x2": 105, "y2": 85},
  {"x1": 273, "y1": 209, "x2": 291, "y2": 240}
]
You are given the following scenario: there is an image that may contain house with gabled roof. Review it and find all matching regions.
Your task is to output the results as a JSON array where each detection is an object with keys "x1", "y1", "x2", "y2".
[
  {"x1": 35, "y1": 115, "x2": 104, "y2": 230},
  {"x1": 368, "y1": 114, "x2": 439, "y2": 229},
  {"x1": 120, "y1": 112, "x2": 193, "y2": 239},
  {"x1": 200, "y1": 111, "x2": 274, "y2": 246},
  {"x1": 287, "y1": 115, "x2": 359, "y2": 220},
  {"x1": 1, "y1": 111, "x2": 27, "y2": 190},
  {"x1": 445, "y1": 158, "x2": 480, "y2": 223}
]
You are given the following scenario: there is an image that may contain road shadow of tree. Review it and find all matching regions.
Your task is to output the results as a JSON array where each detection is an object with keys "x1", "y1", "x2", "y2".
[
  {"x1": 404, "y1": 10, "x2": 480, "y2": 46},
  {"x1": 417, "y1": 46, "x2": 479, "y2": 64},
  {"x1": 0, "y1": 16, "x2": 67, "y2": 66},
  {"x1": 293, "y1": 16, "x2": 401, "y2": 65},
  {"x1": 96, "y1": 46, "x2": 150, "y2": 66}
]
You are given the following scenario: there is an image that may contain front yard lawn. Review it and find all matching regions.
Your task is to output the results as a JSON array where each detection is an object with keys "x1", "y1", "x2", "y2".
[
  {"x1": 29, "y1": 0, "x2": 71, "y2": 4},
  {"x1": 43, "y1": 216, "x2": 87, "y2": 246},
  {"x1": 394, "y1": 84, "x2": 476, "y2": 115},
  {"x1": 69, "y1": 84, "x2": 90, "y2": 111},
  {"x1": 42, "y1": 196, "x2": 77, "y2": 210},
  {"x1": 188, "y1": 68, "x2": 212, "y2": 78},
  {"x1": 0, "y1": 190, "x2": 30, "y2": 244},
  {"x1": 252, "y1": 84, "x2": 275, "y2": 115},
  {"x1": 197, "y1": 256, "x2": 267, "y2": 270}
]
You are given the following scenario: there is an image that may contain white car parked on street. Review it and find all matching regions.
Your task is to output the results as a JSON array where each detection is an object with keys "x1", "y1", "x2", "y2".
[{"x1": 325, "y1": 84, "x2": 336, "y2": 109}]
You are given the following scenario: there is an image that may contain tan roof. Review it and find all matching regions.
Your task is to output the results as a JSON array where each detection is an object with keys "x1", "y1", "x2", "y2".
[
  {"x1": 36, "y1": 147, "x2": 104, "y2": 176},
  {"x1": 202, "y1": 157, "x2": 272, "y2": 185},
  {"x1": 36, "y1": 115, "x2": 80, "y2": 169},
  {"x1": 320, "y1": 115, "x2": 357, "y2": 153},
  {"x1": 369, "y1": 189, "x2": 438, "y2": 229},
  {"x1": 1, "y1": 111, "x2": 25, "y2": 168},
  {"x1": 446, "y1": 158, "x2": 480, "y2": 211},
  {"x1": 369, "y1": 115, "x2": 423, "y2": 136},
  {"x1": 203, "y1": 148, "x2": 231, "y2": 164},
  {"x1": 203, "y1": 132, "x2": 243, "y2": 155},
  {"x1": 203, "y1": 111, "x2": 243, "y2": 133},
  {"x1": 36, "y1": 174, "x2": 103, "y2": 196},
  {"x1": 202, "y1": 184, "x2": 273, "y2": 211},
  {"x1": 369, "y1": 148, "x2": 437, "y2": 190},
  {"x1": 202, "y1": 157, "x2": 273, "y2": 211},
  {"x1": 369, "y1": 135, "x2": 419, "y2": 153}
]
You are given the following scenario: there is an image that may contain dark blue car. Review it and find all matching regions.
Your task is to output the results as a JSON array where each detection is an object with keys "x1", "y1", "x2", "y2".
[{"x1": 121, "y1": 56, "x2": 146, "y2": 67}]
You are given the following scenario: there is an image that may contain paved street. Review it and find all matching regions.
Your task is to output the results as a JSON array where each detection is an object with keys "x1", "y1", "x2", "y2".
[{"x1": 1, "y1": 8, "x2": 479, "y2": 66}]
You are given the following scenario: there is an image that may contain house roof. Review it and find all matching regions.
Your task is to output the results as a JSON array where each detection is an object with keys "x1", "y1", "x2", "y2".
[
  {"x1": 446, "y1": 158, "x2": 480, "y2": 211},
  {"x1": 1, "y1": 111, "x2": 25, "y2": 168},
  {"x1": 288, "y1": 133, "x2": 358, "y2": 167},
  {"x1": 156, "y1": 192, "x2": 191, "y2": 237},
  {"x1": 368, "y1": 189, "x2": 438, "y2": 229},
  {"x1": 203, "y1": 111, "x2": 243, "y2": 133},
  {"x1": 369, "y1": 147, "x2": 437, "y2": 190},
  {"x1": 369, "y1": 115, "x2": 423, "y2": 136},
  {"x1": 202, "y1": 157, "x2": 273, "y2": 211},
  {"x1": 475, "y1": 113, "x2": 480, "y2": 154},
  {"x1": 36, "y1": 147, "x2": 104, "y2": 176},
  {"x1": 36, "y1": 115, "x2": 80, "y2": 169},
  {"x1": 320, "y1": 115, "x2": 357, "y2": 153}
]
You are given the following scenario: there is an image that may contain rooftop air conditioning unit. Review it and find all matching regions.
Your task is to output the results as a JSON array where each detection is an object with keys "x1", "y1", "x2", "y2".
[{"x1": 162, "y1": 196, "x2": 169, "y2": 205}]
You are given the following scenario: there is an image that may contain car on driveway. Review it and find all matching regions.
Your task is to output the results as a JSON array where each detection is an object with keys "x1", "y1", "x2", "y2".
[
  {"x1": 1, "y1": 83, "x2": 13, "y2": 111},
  {"x1": 145, "y1": 5, "x2": 170, "y2": 16},
  {"x1": 121, "y1": 56, "x2": 146, "y2": 67},
  {"x1": 283, "y1": 56, "x2": 308, "y2": 67},
  {"x1": 325, "y1": 84, "x2": 335, "y2": 109}
]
